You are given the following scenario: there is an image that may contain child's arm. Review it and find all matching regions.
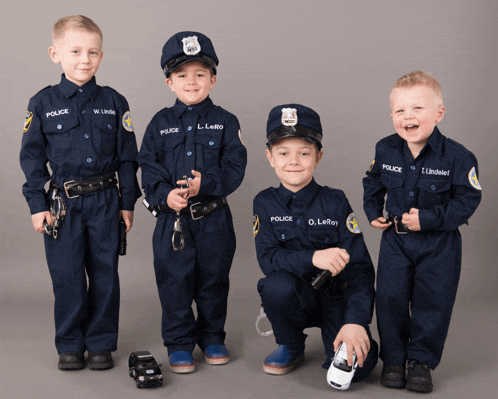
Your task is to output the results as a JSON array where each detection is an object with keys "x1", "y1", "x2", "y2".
[
  {"x1": 197, "y1": 114, "x2": 247, "y2": 197},
  {"x1": 333, "y1": 324, "x2": 370, "y2": 367},
  {"x1": 363, "y1": 147, "x2": 388, "y2": 226},
  {"x1": 31, "y1": 211, "x2": 53, "y2": 234},
  {"x1": 312, "y1": 248, "x2": 350, "y2": 276}
]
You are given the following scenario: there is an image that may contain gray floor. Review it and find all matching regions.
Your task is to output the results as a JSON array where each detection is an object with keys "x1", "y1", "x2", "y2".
[{"x1": 2, "y1": 266, "x2": 498, "y2": 399}]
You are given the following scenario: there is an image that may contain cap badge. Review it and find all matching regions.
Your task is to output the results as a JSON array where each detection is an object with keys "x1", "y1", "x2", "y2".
[
  {"x1": 281, "y1": 108, "x2": 298, "y2": 127},
  {"x1": 182, "y1": 36, "x2": 201, "y2": 56}
]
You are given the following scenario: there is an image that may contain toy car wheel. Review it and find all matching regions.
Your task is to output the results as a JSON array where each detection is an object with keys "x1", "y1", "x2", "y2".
[{"x1": 129, "y1": 368, "x2": 133, "y2": 377}]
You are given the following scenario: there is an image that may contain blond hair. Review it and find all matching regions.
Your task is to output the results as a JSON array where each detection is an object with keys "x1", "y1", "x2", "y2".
[
  {"x1": 52, "y1": 15, "x2": 103, "y2": 46},
  {"x1": 390, "y1": 70, "x2": 443, "y2": 106}
]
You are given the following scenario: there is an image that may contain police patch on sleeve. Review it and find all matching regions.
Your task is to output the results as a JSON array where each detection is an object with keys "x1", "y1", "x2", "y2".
[
  {"x1": 468, "y1": 167, "x2": 481, "y2": 190},
  {"x1": 368, "y1": 159, "x2": 375, "y2": 172},
  {"x1": 253, "y1": 214, "x2": 260, "y2": 238},
  {"x1": 122, "y1": 111, "x2": 134, "y2": 132},
  {"x1": 23, "y1": 111, "x2": 33, "y2": 133},
  {"x1": 346, "y1": 213, "x2": 361, "y2": 234}
]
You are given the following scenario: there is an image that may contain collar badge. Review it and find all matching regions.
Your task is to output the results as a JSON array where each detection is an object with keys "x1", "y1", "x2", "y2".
[
  {"x1": 281, "y1": 108, "x2": 298, "y2": 127},
  {"x1": 182, "y1": 36, "x2": 201, "y2": 56}
]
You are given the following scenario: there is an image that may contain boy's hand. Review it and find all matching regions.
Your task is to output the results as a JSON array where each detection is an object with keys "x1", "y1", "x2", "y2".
[
  {"x1": 312, "y1": 248, "x2": 350, "y2": 276},
  {"x1": 177, "y1": 170, "x2": 202, "y2": 198},
  {"x1": 402, "y1": 208, "x2": 421, "y2": 231},
  {"x1": 371, "y1": 216, "x2": 392, "y2": 230},
  {"x1": 120, "y1": 210, "x2": 134, "y2": 233},
  {"x1": 31, "y1": 211, "x2": 53, "y2": 234},
  {"x1": 167, "y1": 188, "x2": 189, "y2": 211},
  {"x1": 333, "y1": 324, "x2": 370, "y2": 367}
]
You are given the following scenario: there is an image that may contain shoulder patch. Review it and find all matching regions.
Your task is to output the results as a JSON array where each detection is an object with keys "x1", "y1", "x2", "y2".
[
  {"x1": 122, "y1": 111, "x2": 134, "y2": 132},
  {"x1": 23, "y1": 111, "x2": 33, "y2": 133},
  {"x1": 253, "y1": 214, "x2": 260, "y2": 238},
  {"x1": 468, "y1": 167, "x2": 481, "y2": 190},
  {"x1": 368, "y1": 159, "x2": 375, "y2": 172},
  {"x1": 346, "y1": 213, "x2": 361, "y2": 234}
]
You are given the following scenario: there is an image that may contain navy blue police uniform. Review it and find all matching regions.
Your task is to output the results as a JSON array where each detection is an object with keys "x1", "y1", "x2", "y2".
[
  {"x1": 20, "y1": 74, "x2": 141, "y2": 354},
  {"x1": 137, "y1": 32, "x2": 247, "y2": 356},
  {"x1": 254, "y1": 104, "x2": 378, "y2": 380},
  {"x1": 363, "y1": 126, "x2": 482, "y2": 369}
]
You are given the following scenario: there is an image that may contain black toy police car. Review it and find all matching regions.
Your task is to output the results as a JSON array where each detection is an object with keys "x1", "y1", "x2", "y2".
[{"x1": 129, "y1": 351, "x2": 163, "y2": 388}]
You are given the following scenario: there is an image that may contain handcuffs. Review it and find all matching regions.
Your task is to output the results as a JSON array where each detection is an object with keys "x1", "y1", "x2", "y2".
[
  {"x1": 43, "y1": 186, "x2": 67, "y2": 239},
  {"x1": 172, "y1": 175, "x2": 190, "y2": 251},
  {"x1": 255, "y1": 307, "x2": 273, "y2": 337}
]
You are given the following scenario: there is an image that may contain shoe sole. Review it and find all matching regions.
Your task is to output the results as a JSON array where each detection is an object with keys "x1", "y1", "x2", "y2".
[
  {"x1": 406, "y1": 382, "x2": 433, "y2": 393},
  {"x1": 88, "y1": 362, "x2": 113, "y2": 370},
  {"x1": 205, "y1": 356, "x2": 229, "y2": 365},
  {"x1": 263, "y1": 354, "x2": 304, "y2": 375},
  {"x1": 170, "y1": 363, "x2": 195, "y2": 373},
  {"x1": 58, "y1": 362, "x2": 85, "y2": 370},
  {"x1": 381, "y1": 378, "x2": 406, "y2": 389}
]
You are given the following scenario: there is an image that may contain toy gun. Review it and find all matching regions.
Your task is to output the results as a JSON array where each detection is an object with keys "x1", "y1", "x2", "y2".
[
  {"x1": 311, "y1": 270, "x2": 331, "y2": 290},
  {"x1": 119, "y1": 218, "x2": 127, "y2": 256}
]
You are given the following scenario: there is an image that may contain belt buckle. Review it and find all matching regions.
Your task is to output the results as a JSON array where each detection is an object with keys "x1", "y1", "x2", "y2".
[
  {"x1": 63, "y1": 180, "x2": 80, "y2": 199},
  {"x1": 190, "y1": 202, "x2": 204, "y2": 220},
  {"x1": 394, "y1": 216, "x2": 407, "y2": 235}
]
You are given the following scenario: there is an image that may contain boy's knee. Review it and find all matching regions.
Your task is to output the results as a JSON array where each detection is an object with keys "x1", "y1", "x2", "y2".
[{"x1": 258, "y1": 271, "x2": 300, "y2": 306}]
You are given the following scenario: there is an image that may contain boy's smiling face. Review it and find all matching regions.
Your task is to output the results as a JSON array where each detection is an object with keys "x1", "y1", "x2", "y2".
[
  {"x1": 48, "y1": 28, "x2": 103, "y2": 86},
  {"x1": 266, "y1": 137, "x2": 323, "y2": 193},
  {"x1": 166, "y1": 61, "x2": 216, "y2": 105},
  {"x1": 390, "y1": 85, "x2": 445, "y2": 152}
]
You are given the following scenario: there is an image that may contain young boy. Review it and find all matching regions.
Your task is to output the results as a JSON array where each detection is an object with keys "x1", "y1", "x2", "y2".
[
  {"x1": 363, "y1": 70, "x2": 482, "y2": 393},
  {"x1": 253, "y1": 104, "x2": 378, "y2": 387},
  {"x1": 137, "y1": 32, "x2": 247, "y2": 373},
  {"x1": 20, "y1": 15, "x2": 141, "y2": 370}
]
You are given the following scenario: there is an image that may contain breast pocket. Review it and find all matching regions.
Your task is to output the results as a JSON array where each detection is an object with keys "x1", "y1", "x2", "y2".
[
  {"x1": 158, "y1": 133, "x2": 186, "y2": 169},
  {"x1": 272, "y1": 225, "x2": 299, "y2": 247},
  {"x1": 381, "y1": 173, "x2": 404, "y2": 205},
  {"x1": 93, "y1": 116, "x2": 118, "y2": 157},
  {"x1": 195, "y1": 132, "x2": 224, "y2": 167},
  {"x1": 44, "y1": 118, "x2": 79, "y2": 161},
  {"x1": 308, "y1": 229, "x2": 339, "y2": 250},
  {"x1": 417, "y1": 179, "x2": 452, "y2": 208}
]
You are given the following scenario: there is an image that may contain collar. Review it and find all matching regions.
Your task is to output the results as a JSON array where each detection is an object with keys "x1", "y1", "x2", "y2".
[
  {"x1": 172, "y1": 96, "x2": 213, "y2": 118},
  {"x1": 277, "y1": 178, "x2": 320, "y2": 207},
  {"x1": 425, "y1": 126, "x2": 444, "y2": 155},
  {"x1": 58, "y1": 74, "x2": 98, "y2": 99}
]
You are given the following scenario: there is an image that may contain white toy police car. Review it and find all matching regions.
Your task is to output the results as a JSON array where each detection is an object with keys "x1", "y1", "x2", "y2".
[{"x1": 327, "y1": 342, "x2": 358, "y2": 390}]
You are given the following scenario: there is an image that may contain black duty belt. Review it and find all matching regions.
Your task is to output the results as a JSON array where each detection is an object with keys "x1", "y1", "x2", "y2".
[
  {"x1": 143, "y1": 197, "x2": 228, "y2": 220},
  {"x1": 386, "y1": 214, "x2": 411, "y2": 234},
  {"x1": 51, "y1": 172, "x2": 118, "y2": 199}
]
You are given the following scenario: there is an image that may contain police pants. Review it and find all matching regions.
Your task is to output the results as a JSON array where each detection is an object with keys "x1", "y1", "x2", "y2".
[
  {"x1": 376, "y1": 227, "x2": 462, "y2": 369},
  {"x1": 44, "y1": 188, "x2": 120, "y2": 354},
  {"x1": 153, "y1": 206, "x2": 236, "y2": 355},
  {"x1": 258, "y1": 271, "x2": 378, "y2": 381}
]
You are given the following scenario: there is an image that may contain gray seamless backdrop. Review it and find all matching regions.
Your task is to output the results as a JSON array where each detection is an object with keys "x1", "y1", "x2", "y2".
[{"x1": 1, "y1": 1, "x2": 497, "y2": 398}]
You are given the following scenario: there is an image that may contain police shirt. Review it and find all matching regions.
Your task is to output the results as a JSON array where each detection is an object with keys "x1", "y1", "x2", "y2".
[
  {"x1": 363, "y1": 126, "x2": 482, "y2": 231},
  {"x1": 20, "y1": 74, "x2": 141, "y2": 214},
  {"x1": 138, "y1": 96, "x2": 247, "y2": 205},
  {"x1": 253, "y1": 179, "x2": 375, "y2": 328}
]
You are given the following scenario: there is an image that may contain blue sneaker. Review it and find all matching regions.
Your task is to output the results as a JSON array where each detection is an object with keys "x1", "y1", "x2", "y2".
[
  {"x1": 169, "y1": 351, "x2": 195, "y2": 373},
  {"x1": 204, "y1": 344, "x2": 230, "y2": 365},
  {"x1": 263, "y1": 345, "x2": 304, "y2": 375}
]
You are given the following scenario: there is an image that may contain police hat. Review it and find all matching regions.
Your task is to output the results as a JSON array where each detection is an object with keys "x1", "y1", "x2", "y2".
[
  {"x1": 266, "y1": 104, "x2": 323, "y2": 148},
  {"x1": 161, "y1": 31, "x2": 219, "y2": 78}
]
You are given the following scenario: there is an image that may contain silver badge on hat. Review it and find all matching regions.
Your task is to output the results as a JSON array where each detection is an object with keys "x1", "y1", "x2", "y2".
[
  {"x1": 281, "y1": 108, "x2": 298, "y2": 127},
  {"x1": 182, "y1": 36, "x2": 201, "y2": 56}
]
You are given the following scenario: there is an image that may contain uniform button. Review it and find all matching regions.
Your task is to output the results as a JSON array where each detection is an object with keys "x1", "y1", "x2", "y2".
[
  {"x1": 84, "y1": 134, "x2": 89, "y2": 139},
  {"x1": 292, "y1": 195, "x2": 297, "y2": 199},
  {"x1": 79, "y1": 88, "x2": 83, "y2": 92},
  {"x1": 431, "y1": 185, "x2": 436, "y2": 191},
  {"x1": 209, "y1": 141, "x2": 214, "y2": 146},
  {"x1": 108, "y1": 124, "x2": 112, "y2": 129},
  {"x1": 411, "y1": 165, "x2": 416, "y2": 170},
  {"x1": 188, "y1": 126, "x2": 192, "y2": 131},
  {"x1": 188, "y1": 107, "x2": 193, "y2": 110},
  {"x1": 296, "y1": 219, "x2": 301, "y2": 225},
  {"x1": 81, "y1": 110, "x2": 86, "y2": 114},
  {"x1": 281, "y1": 234, "x2": 285, "y2": 240},
  {"x1": 409, "y1": 191, "x2": 414, "y2": 196},
  {"x1": 87, "y1": 158, "x2": 92, "y2": 163},
  {"x1": 57, "y1": 124, "x2": 62, "y2": 129},
  {"x1": 161, "y1": 200, "x2": 166, "y2": 206},
  {"x1": 325, "y1": 238, "x2": 329, "y2": 242},
  {"x1": 187, "y1": 151, "x2": 192, "y2": 156}
]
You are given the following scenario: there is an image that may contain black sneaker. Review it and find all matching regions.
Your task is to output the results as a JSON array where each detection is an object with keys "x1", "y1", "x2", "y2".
[
  {"x1": 88, "y1": 351, "x2": 114, "y2": 370},
  {"x1": 58, "y1": 352, "x2": 84, "y2": 370},
  {"x1": 406, "y1": 359, "x2": 433, "y2": 393},
  {"x1": 381, "y1": 363, "x2": 406, "y2": 388}
]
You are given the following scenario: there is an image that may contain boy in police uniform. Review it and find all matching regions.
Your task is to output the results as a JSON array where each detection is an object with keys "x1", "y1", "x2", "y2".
[
  {"x1": 20, "y1": 15, "x2": 141, "y2": 370},
  {"x1": 253, "y1": 104, "x2": 378, "y2": 386},
  {"x1": 137, "y1": 32, "x2": 247, "y2": 373},
  {"x1": 363, "y1": 71, "x2": 482, "y2": 393}
]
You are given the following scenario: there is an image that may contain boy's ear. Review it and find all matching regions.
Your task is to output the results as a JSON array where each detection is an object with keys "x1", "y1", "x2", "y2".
[
  {"x1": 165, "y1": 78, "x2": 175, "y2": 93},
  {"x1": 436, "y1": 105, "x2": 445, "y2": 123},
  {"x1": 48, "y1": 46, "x2": 60, "y2": 64},
  {"x1": 265, "y1": 149, "x2": 275, "y2": 168},
  {"x1": 315, "y1": 150, "x2": 324, "y2": 166},
  {"x1": 210, "y1": 74, "x2": 216, "y2": 89}
]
